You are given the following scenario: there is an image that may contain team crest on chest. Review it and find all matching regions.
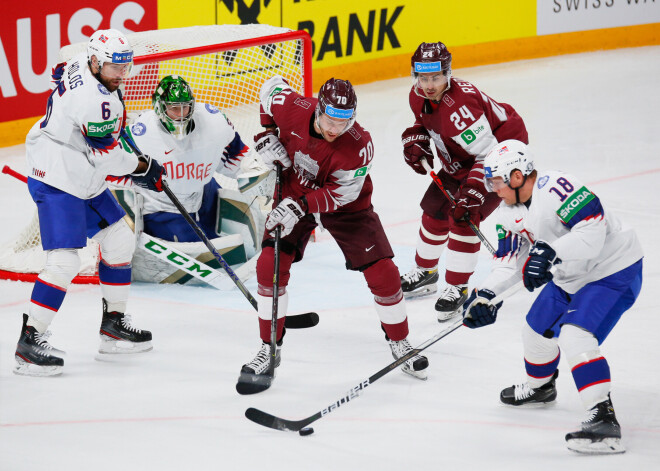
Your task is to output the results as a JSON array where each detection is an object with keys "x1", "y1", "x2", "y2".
[
  {"x1": 131, "y1": 122, "x2": 146, "y2": 136},
  {"x1": 293, "y1": 151, "x2": 320, "y2": 186}
]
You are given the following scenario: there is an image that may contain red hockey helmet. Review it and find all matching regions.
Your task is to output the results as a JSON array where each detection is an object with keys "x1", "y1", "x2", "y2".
[{"x1": 315, "y1": 78, "x2": 357, "y2": 138}]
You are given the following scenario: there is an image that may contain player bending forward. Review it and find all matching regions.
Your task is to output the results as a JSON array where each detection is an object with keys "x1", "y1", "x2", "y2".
[
  {"x1": 128, "y1": 75, "x2": 267, "y2": 244},
  {"x1": 236, "y1": 76, "x2": 428, "y2": 394},
  {"x1": 399, "y1": 42, "x2": 528, "y2": 322},
  {"x1": 462, "y1": 140, "x2": 643, "y2": 454},
  {"x1": 14, "y1": 29, "x2": 166, "y2": 376}
]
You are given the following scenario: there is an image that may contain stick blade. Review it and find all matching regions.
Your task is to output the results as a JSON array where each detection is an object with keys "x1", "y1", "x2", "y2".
[
  {"x1": 245, "y1": 407, "x2": 303, "y2": 432},
  {"x1": 284, "y1": 312, "x2": 320, "y2": 329},
  {"x1": 235, "y1": 372, "x2": 273, "y2": 395}
]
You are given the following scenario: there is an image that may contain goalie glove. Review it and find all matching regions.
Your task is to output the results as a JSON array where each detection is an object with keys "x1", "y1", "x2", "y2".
[
  {"x1": 401, "y1": 125, "x2": 433, "y2": 175},
  {"x1": 130, "y1": 155, "x2": 167, "y2": 192},
  {"x1": 462, "y1": 288, "x2": 502, "y2": 329},
  {"x1": 254, "y1": 129, "x2": 291, "y2": 171},
  {"x1": 265, "y1": 197, "x2": 306, "y2": 237}
]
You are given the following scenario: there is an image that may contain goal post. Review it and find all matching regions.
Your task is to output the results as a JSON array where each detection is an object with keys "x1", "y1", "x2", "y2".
[{"x1": 0, "y1": 25, "x2": 313, "y2": 284}]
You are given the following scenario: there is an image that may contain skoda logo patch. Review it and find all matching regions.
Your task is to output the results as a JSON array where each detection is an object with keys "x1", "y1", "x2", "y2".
[
  {"x1": 131, "y1": 122, "x2": 146, "y2": 136},
  {"x1": 97, "y1": 83, "x2": 110, "y2": 95}
]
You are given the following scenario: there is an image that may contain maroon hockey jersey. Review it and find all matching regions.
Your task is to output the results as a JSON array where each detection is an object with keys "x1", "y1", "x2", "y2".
[
  {"x1": 261, "y1": 90, "x2": 374, "y2": 214},
  {"x1": 409, "y1": 77, "x2": 528, "y2": 192}
]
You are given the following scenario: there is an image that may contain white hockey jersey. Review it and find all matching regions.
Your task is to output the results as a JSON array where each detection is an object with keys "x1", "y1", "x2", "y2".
[
  {"x1": 26, "y1": 53, "x2": 138, "y2": 199},
  {"x1": 128, "y1": 104, "x2": 249, "y2": 214},
  {"x1": 481, "y1": 169, "x2": 643, "y2": 295}
]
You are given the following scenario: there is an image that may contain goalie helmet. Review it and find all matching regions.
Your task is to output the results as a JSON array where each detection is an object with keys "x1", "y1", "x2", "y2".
[
  {"x1": 87, "y1": 29, "x2": 133, "y2": 78},
  {"x1": 483, "y1": 140, "x2": 535, "y2": 192},
  {"x1": 315, "y1": 78, "x2": 357, "y2": 137},
  {"x1": 152, "y1": 75, "x2": 196, "y2": 140}
]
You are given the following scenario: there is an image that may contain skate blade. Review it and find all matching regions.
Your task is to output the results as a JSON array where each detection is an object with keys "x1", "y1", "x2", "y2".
[
  {"x1": 401, "y1": 365, "x2": 428, "y2": 381},
  {"x1": 437, "y1": 309, "x2": 461, "y2": 322},
  {"x1": 13, "y1": 359, "x2": 63, "y2": 377},
  {"x1": 97, "y1": 338, "x2": 153, "y2": 357},
  {"x1": 402, "y1": 285, "x2": 438, "y2": 300},
  {"x1": 236, "y1": 372, "x2": 273, "y2": 395},
  {"x1": 566, "y1": 437, "x2": 625, "y2": 454},
  {"x1": 500, "y1": 398, "x2": 557, "y2": 408}
]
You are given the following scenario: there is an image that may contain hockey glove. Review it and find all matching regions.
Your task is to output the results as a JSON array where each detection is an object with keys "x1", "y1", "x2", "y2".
[
  {"x1": 254, "y1": 129, "x2": 291, "y2": 171},
  {"x1": 130, "y1": 155, "x2": 166, "y2": 192},
  {"x1": 462, "y1": 288, "x2": 502, "y2": 329},
  {"x1": 451, "y1": 185, "x2": 485, "y2": 226},
  {"x1": 401, "y1": 126, "x2": 433, "y2": 175},
  {"x1": 265, "y1": 197, "x2": 305, "y2": 237},
  {"x1": 522, "y1": 240, "x2": 561, "y2": 292}
]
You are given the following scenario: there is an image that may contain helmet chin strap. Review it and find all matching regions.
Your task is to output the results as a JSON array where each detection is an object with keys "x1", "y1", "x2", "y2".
[{"x1": 508, "y1": 174, "x2": 529, "y2": 204}]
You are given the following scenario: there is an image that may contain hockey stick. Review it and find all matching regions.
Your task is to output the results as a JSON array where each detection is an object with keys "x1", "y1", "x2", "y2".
[
  {"x1": 421, "y1": 160, "x2": 497, "y2": 255},
  {"x1": 269, "y1": 162, "x2": 284, "y2": 377},
  {"x1": 2, "y1": 163, "x2": 318, "y2": 330},
  {"x1": 245, "y1": 283, "x2": 521, "y2": 433}
]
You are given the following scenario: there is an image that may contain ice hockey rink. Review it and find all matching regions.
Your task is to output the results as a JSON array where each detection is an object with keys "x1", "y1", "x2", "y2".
[{"x1": 1, "y1": 46, "x2": 659, "y2": 470}]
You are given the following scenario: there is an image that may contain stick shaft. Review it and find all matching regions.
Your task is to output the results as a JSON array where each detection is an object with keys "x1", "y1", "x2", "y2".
[{"x1": 421, "y1": 160, "x2": 497, "y2": 255}]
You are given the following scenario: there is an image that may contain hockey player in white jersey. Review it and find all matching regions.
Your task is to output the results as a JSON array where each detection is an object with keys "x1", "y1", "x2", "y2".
[
  {"x1": 461, "y1": 140, "x2": 643, "y2": 454},
  {"x1": 127, "y1": 75, "x2": 261, "y2": 243},
  {"x1": 14, "y1": 29, "x2": 167, "y2": 377}
]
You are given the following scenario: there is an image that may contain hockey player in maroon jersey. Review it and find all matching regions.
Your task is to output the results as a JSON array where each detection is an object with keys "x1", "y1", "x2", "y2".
[
  {"x1": 399, "y1": 41, "x2": 529, "y2": 322},
  {"x1": 236, "y1": 76, "x2": 428, "y2": 394}
]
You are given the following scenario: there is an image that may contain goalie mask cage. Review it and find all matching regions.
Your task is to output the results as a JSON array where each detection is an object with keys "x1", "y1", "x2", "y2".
[{"x1": 0, "y1": 25, "x2": 312, "y2": 284}]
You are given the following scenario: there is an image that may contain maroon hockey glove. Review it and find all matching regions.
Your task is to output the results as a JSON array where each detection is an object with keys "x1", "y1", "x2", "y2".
[
  {"x1": 401, "y1": 126, "x2": 433, "y2": 175},
  {"x1": 451, "y1": 185, "x2": 485, "y2": 226},
  {"x1": 254, "y1": 128, "x2": 291, "y2": 170}
]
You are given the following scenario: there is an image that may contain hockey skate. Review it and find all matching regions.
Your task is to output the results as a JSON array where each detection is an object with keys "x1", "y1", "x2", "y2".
[
  {"x1": 388, "y1": 338, "x2": 429, "y2": 380},
  {"x1": 98, "y1": 299, "x2": 152, "y2": 355},
  {"x1": 500, "y1": 371, "x2": 558, "y2": 406},
  {"x1": 400, "y1": 266, "x2": 438, "y2": 299},
  {"x1": 435, "y1": 284, "x2": 468, "y2": 321},
  {"x1": 236, "y1": 341, "x2": 281, "y2": 395},
  {"x1": 14, "y1": 314, "x2": 64, "y2": 377},
  {"x1": 566, "y1": 394, "x2": 624, "y2": 454}
]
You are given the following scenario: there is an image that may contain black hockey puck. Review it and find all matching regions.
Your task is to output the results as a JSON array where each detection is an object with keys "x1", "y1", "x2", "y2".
[{"x1": 299, "y1": 427, "x2": 315, "y2": 436}]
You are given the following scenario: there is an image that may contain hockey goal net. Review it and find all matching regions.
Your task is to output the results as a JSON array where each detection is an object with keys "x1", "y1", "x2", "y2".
[{"x1": 0, "y1": 25, "x2": 312, "y2": 284}]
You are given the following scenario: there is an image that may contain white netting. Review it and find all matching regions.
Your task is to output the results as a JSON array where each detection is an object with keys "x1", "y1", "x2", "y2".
[
  {"x1": 60, "y1": 25, "x2": 309, "y2": 143},
  {"x1": 0, "y1": 211, "x2": 99, "y2": 281},
  {"x1": 1, "y1": 25, "x2": 310, "y2": 282}
]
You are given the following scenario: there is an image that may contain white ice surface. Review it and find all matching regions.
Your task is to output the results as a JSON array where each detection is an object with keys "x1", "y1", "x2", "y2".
[{"x1": 1, "y1": 46, "x2": 659, "y2": 470}]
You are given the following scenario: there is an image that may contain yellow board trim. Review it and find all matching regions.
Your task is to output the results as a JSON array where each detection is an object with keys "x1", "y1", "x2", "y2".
[
  {"x1": 312, "y1": 23, "x2": 660, "y2": 91},
  {"x1": 2, "y1": 23, "x2": 658, "y2": 148}
]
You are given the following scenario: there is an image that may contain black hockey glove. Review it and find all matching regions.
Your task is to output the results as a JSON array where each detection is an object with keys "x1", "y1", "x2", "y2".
[
  {"x1": 401, "y1": 125, "x2": 433, "y2": 175},
  {"x1": 462, "y1": 288, "x2": 502, "y2": 329},
  {"x1": 522, "y1": 241, "x2": 561, "y2": 292},
  {"x1": 130, "y1": 155, "x2": 167, "y2": 192}
]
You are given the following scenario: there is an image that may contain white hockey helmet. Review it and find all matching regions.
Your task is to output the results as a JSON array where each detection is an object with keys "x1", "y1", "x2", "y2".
[
  {"x1": 483, "y1": 140, "x2": 535, "y2": 192},
  {"x1": 87, "y1": 29, "x2": 133, "y2": 78}
]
